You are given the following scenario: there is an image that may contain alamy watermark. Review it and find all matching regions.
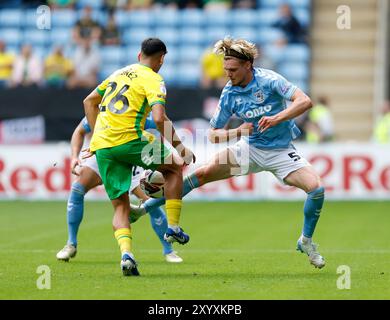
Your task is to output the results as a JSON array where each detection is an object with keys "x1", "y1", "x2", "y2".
[
  {"x1": 36, "y1": 5, "x2": 51, "y2": 30},
  {"x1": 336, "y1": 265, "x2": 351, "y2": 290},
  {"x1": 36, "y1": 265, "x2": 51, "y2": 290},
  {"x1": 336, "y1": 5, "x2": 351, "y2": 30}
]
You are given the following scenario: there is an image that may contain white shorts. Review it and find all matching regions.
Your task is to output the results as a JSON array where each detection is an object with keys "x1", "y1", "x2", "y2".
[
  {"x1": 228, "y1": 139, "x2": 310, "y2": 184},
  {"x1": 81, "y1": 155, "x2": 143, "y2": 193}
]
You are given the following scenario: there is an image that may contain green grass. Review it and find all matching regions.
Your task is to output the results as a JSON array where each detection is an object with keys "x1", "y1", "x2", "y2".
[{"x1": 0, "y1": 201, "x2": 389, "y2": 300}]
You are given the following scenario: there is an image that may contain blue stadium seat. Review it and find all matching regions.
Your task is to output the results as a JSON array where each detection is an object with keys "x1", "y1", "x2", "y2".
[
  {"x1": 159, "y1": 64, "x2": 177, "y2": 85},
  {"x1": 0, "y1": 28, "x2": 22, "y2": 46},
  {"x1": 177, "y1": 45, "x2": 203, "y2": 64},
  {"x1": 0, "y1": 9, "x2": 22, "y2": 27},
  {"x1": 231, "y1": 27, "x2": 257, "y2": 42},
  {"x1": 99, "y1": 64, "x2": 121, "y2": 81},
  {"x1": 230, "y1": 10, "x2": 258, "y2": 28},
  {"x1": 178, "y1": 28, "x2": 204, "y2": 45},
  {"x1": 177, "y1": 63, "x2": 200, "y2": 87},
  {"x1": 162, "y1": 45, "x2": 178, "y2": 65},
  {"x1": 123, "y1": 45, "x2": 141, "y2": 64},
  {"x1": 6, "y1": 45, "x2": 19, "y2": 55},
  {"x1": 256, "y1": 9, "x2": 279, "y2": 27},
  {"x1": 286, "y1": 44, "x2": 310, "y2": 62},
  {"x1": 179, "y1": 9, "x2": 204, "y2": 28},
  {"x1": 278, "y1": 63, "x2": 309, "y2": 81},
  {"x1": 295, "y1": 8, "x2": 311, "y2": 26},
  {"x1": 114, "y1": 11, "x2": 131, "y2": 28},
  {"x1": 154, "y1": 9, "x2": 179, "y2": 28},
  {"x1": 128, "y1": 10, "x2": 154, "y2": 28},
  {"x1": 100, "y1": 46, "x2": 124, "y2": 65},
  {"x1": 123, "y1": 28, "x2": 155, "y2": 45},
  {"x1": 204, "y1": 27, "x2": 229, "y2": 45},
  {"x1": 263, "y1": 44, "x2": 285, "y2": 64},
  {"x1": 76, "y1": 0, "x2": 104, "y2": 10},
  {"x1": 23, "y1": 29, "x2": 50, "y2": 46},
  {"x1": 32, "y1": 46, "x2": 48, "y2": 60},
  {"x1": 255, "y1": 28, "x2": 285, "y2": 45},
  {"x1": 154, "y1": 28, "x2": 179, "y2": 46},
  {"x1": 51, "y1": 10, "x2": 77, "y2": 28},
  {"x1": 50, "y1": 28, "x2": 72, "y2": 46},
  {"x1": 24, "y1": 9, "x2": 39, "y2": 28},
  {"x1": 205, "y1": 11, "x2": 229, "y2": 27}
]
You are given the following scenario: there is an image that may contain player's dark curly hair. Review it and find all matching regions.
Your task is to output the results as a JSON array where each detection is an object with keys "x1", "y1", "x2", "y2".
[{"x1": 141, "y1": 38, "x2": 167, "y2": 56}]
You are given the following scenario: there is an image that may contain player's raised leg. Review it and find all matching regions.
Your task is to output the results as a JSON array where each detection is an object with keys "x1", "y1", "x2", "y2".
[
  {"x1": 284, "y1": 166, "x2": 326, "y2": 269},
  {"x1": 56, "y1": 166, "x2": 101, "y2": 261},
  {"x1": 137, "y1": 148, "x2": 239, "y2": 215}
]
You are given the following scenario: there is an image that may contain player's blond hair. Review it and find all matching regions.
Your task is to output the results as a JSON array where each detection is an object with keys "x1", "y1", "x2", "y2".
[{"x1": 213, "y1": 37, "x2": 258, "y2": 63}]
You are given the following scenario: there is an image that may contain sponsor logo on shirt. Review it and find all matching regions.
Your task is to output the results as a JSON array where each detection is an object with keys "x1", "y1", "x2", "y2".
[{"x1": 244, "y1": 105, "x2": 272, "y2": 119}]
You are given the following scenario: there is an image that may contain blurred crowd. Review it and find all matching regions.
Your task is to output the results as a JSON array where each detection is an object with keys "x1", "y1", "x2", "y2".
[{"x1": 0, "y1": 1, "x2": 308, "y2": 89}]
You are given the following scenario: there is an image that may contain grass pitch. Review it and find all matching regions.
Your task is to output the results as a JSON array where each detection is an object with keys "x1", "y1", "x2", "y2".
[{"x1": 0, "y1": 200, "x2": 389, "y2": 300}]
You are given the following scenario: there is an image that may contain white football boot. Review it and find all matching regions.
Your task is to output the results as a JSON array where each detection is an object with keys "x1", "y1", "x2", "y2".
[
  {"x1": 56, "y1": 244, "x2": 77, "y2": 262},
  {"x1": 296, "y1": 236, "x2": 326, "y2": 269},
  {"x1": 129, "y1": 203, "x2": 147, "y2": 221},
  {"x1": 165, "y1": 251, "x2": 183, "y2": 263}
]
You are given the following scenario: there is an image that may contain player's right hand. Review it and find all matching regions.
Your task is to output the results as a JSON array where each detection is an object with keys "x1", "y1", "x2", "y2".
[
  {"x1": 81, "y1": 148, "x2": 94, "y2": 160},
  {"x1": 238, "y1": 122, "x2": 254, "y2": 136},
  {"x1": 71, "y1": 157, "x2": 81, "y2": 176}
]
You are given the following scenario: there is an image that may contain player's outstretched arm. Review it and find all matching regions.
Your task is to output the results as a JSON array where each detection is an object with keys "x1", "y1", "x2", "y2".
[
  {"x1": 152, "y1": 104, "x2": 196, "y2": 165},
  {"x1": 83, "y1": 90, "x2": 103, "y2": 132},
  {"x1": 259, "y1": 88, "x2": 312, "y2": 133},
  {"x1": 208, "y1": 122, "x2": 254, "y2": 144}
]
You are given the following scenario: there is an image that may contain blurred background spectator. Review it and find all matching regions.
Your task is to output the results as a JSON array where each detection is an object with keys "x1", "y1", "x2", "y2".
[
  {"x1": 11, "y1": 44, "x2": 43, "y2": 87},
  {"x1": 373, "y1": 101, "x2": 390, "y2": 144},
  {"x1": 44, "y1": 46, "x2": 74, "y2": 87},
  {"x1": 305, "y1": 96, "x2": 334, "y2": 143},
  {"x1": 0, "y1": 41, "x2": 14, "y2": 88},
  {"x1": 232, "y1": 0, "x2": 255, "y2": 9},
  {"x1": 101, "y1": 13, "x2": 121, "y2": 46},
  {"x1": 127, "y1": 0, "x2": 153, "y2": 10},
  {"x1": 204, "y1": 0, "x2": 231, "y2": 11},
  {"x1": 201, "y1": 46, "x2": 226, "y2": 89},
  {"x1": 48, "y1": 0, "x2": 76, "y2": 9},
  {"x1": 272, "y1": 4, "x2": 306, "y2": 46},
  {"x1": 67, "y1": 41, "x2": 100, "y2": 88},
  {"x1": 72, "y1": 5, "x2": 102, "y2": 46}
]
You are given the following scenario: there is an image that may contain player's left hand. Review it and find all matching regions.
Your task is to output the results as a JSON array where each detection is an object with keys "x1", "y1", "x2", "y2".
[
  {"x1": 81, "y1": 148, "x2": 94, "y2": 159},
  {"x1": 258, "y1": 115, "x2": 280, "y2": 133}
]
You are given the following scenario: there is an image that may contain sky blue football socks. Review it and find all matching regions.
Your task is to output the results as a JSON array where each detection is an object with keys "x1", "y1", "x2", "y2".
[
  {"x1": 149, "y1": 207, "x2": 172, "y2": 255},
  {"x1": 67, "y1": 182, "x2": 85, "y2": 247},
  {"x1": 302, "y1": 186, "x2": 325, "y2": 238}
]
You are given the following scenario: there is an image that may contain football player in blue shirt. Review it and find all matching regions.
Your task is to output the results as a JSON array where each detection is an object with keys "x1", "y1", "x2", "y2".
[
  {"x1": 132, "y1": 37, "x2": 326, "y2": 269},
  {"x1": 56, "y1": 116, "x2": 183, "y2": 264}
]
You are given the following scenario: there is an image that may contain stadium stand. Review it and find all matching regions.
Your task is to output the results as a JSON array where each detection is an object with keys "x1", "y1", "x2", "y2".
[{"x1": 0, "y1": 0, "x2": 312, "y2": 88}]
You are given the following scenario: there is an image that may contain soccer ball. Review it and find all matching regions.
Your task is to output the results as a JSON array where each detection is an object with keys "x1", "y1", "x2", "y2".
[{"x1": 140, "y1": 170, "x2": 165, "y2": 198}]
